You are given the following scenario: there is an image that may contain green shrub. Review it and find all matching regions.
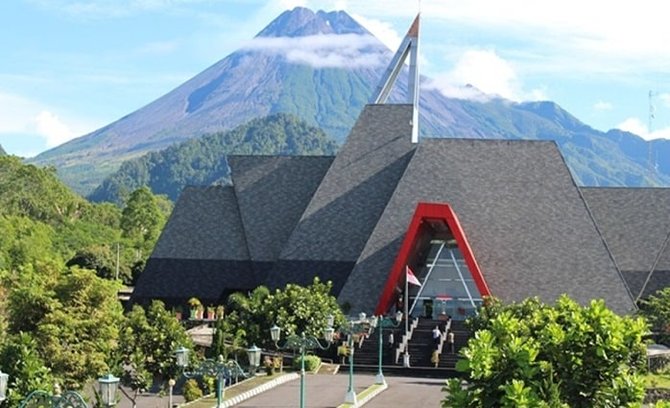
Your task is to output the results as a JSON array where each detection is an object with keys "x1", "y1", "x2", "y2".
[
  {"x1": 292, "y1": 355, "x2": 321, "y2": 372},
  {"x1": 183, "y1": 379, "x2": 203, "y2": 402},
  {"x1": 443, "y1": 295, "x2": 647, "y2": 407},
  {"x1": 202, "y1": 375, "x2": 215, "y2": 394}
]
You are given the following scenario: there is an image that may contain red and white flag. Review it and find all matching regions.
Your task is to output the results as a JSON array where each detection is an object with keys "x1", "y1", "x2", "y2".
[{"x1": 406, "y1": 265, "x2": 421, "y2": 286}]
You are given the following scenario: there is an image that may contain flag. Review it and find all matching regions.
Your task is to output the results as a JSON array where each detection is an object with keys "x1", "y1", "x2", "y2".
[{"x1": 406, "y1": 265, "x2": 421, "y2": 286}]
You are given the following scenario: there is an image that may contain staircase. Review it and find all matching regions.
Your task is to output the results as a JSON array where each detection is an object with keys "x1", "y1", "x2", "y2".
[
  {"x1": 321, "y1": 317, "x2": 470, "y2": 378},
  {"x1": 437, "y1": 320, "x2": 469, "y2": 368}
]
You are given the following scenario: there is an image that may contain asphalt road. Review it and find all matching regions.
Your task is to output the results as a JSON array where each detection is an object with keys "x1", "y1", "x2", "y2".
[{"x1": 233, "y1": 373, "x2": 446, "y2": 407}]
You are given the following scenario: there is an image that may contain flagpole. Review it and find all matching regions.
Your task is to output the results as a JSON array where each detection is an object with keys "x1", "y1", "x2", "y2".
[{"x1": 404, "y1": 266, "x2": 410, "y2": 367}]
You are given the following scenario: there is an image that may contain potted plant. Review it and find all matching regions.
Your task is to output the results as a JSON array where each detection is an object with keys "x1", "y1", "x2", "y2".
[
  {"x1": 174, "y1": 305, "x2": 183, "y2": 321},
  {"x1": 188, "y1": 297, "x2": 202, "y2": 320},
  {"x1": 196, "y1": 304, "x2": 204, "y2": 320},
  {"x1": 206, "y1": 305, "x2": 216, "y2": 320},
  {"x1": 216, "y1": 305, "x2": 225, "y2": 320}
]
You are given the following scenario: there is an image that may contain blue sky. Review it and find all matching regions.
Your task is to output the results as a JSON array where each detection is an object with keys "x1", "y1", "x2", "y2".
[{"x1": 1, "y1": 0, "x2": 669, "y2": 157}]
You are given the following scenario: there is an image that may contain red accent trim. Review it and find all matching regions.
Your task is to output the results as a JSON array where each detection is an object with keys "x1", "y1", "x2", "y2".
[{"x1": 374, "y1": 202, "x2": 491, "y2": 315}]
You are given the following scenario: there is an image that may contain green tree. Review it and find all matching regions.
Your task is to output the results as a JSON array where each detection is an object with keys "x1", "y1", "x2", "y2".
[
  {"x1": 443, "y1": 296, "x2": 648, "y2": 408},
  {"x1": 267, "y1": 277, "x2": 345, "y2": 340},
  {"x1": 3, "y1": 262, "x2": 123, "y2": 390},
  {"x1": 120, "y1": 187, "x2": 165, "y2": 259},
  {"x1": 35, "y1": 267, "x2": 124, "y2": 389},
  {"x1": 226, "y1": 278, "x2": 345, "y2": 349},
  {"x1": 0, "y1": 333, "x2": 54, "y2": 407},
  {"x1": 117, "y1": 305, "x2": 152, "y2": 404},
  {"x1": 119, "y1": 301, "x2": 193, "y2": 386},
  {"x1": 639, "y1": 287, "x2": 670, "y2": 345},
  {"x1": 66, "y1": 244, "x2": 128, "y2": 282},
  {"x1": 5, "y1": 261, "x2": 60, "y2": 334},
  {"x1": 209, "y1": 315, "x2": 245, "y2": 360}
]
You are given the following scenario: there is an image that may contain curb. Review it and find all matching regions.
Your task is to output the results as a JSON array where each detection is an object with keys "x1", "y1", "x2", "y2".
[
  {"x1": 222, "y1": 373, "x2": 299, "y2": 407},
  {"x1": 337, "y1": 382, "x2": 388, "y2": 408}
]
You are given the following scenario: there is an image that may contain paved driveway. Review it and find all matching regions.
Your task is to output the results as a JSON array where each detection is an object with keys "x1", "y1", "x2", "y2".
[
  {"x1": 365, "y1": 376, "x2": 445, "y2": 407},
  {"x1": 233, "y1": 373, "x2": 446, "y2": 407}
]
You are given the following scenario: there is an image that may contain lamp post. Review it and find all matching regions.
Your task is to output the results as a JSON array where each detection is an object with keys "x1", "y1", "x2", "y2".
[
  {"x1": 167, "y1": 378, "x2": 176, "y2": 408},
  {"x1": 175, "y1": 347, "x2": 257, "y2": 408},
  {"x1": 270, "y1": 315, "x2": 334, "y2": 408},
  {"x1": 98, "y1": 373, "x2": 120, "y2": 408},
  {"x1": 373, "y1": 311, "x2": 403, "y2": 385},
  {"x1": 337, "y1": 313, "x2": 376, "y2": 406},
  {"x1": 17, "y1": 385, "x2": 89, "y2": 408},
  {"x1": 0, "y1": 370, "x2": 8, "y2": 405}
]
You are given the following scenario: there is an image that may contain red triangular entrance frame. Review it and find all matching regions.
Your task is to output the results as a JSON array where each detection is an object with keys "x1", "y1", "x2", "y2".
[{"x1": 374, "y1": 202, "x2": 491, "y2": 315}]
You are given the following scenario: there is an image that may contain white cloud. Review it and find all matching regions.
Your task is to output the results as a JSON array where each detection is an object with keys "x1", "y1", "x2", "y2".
[
  {"x1": 34, "y1": 111, "x2": 77, "y2": 147},
  {"x1": 594, "y1": 101, "x2": 613, "y2": 111},
  {"x1": 424, "y1": 49, "x2": 545, "y2": 102},
  {"x1": 278, "y1": 0, "x2": 308, "y2": 8},
  {"x1": 338, "y1": 1, "x2": 670, "y2": 76},
  {"x1": 0, "y1": 91, "x2": 101, "y2": 150},
  {"x1": 616, "y1": 117, "x2": 670, "y2": 141},
  {"x1": 242, "y1": 34, "x2": 386, "y2": 68},
  {"x1": 351, "y1": 14, "x2": 401, "y2": 50}
]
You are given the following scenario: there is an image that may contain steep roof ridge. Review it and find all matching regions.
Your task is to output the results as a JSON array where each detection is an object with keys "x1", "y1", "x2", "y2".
[
  {"x1": 556, "y1": 145, "x2": 637, "y2": 308},
  {"x1": 339, "y1": 138, "x2": 636, "y2": 314},
  {"x1": 637, "y1": 230, "x2": 670, "y2": 301},
  {"x1": 228, "y1": 171, "x2": 253, "y2": 266},
  {"x1": 277, "y1": 104, "x2": 416, "y2": 263}
]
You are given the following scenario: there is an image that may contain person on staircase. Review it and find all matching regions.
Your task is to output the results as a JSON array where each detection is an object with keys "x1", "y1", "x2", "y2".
[
  {"x1": 447, "y1": 329, "x2": 455, "y2": 354},
  {"x1": 432, "y1": 325, "x2": 441, "y2": 349},
  {"x1": 431, "y1": 349, "x2": 440, "y2": 368}
]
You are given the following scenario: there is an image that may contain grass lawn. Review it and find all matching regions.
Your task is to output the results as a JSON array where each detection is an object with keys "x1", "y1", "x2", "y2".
[
  {"x1": 185, "y1": 373, "x2": 289, "y2": 408},
  {"x1": 645, "y1": 372, "x2": 670, "y2": 389}
]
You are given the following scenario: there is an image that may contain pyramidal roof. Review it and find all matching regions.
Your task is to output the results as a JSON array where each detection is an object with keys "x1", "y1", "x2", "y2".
[{"x1": 132, "y1": 13, "x2": 651, "y2": 315}]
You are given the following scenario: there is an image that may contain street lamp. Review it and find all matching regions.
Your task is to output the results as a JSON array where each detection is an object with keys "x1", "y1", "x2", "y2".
[
  {"x1": 0, "y1": 370, "x2": 8, "y2": 404},
  {"x1": 17, "y1": 385, "x2": 88, "y2": 408},
  {"x1": 175, "y1": 348, "x2": 250, "y2": 408},
  {"x1": 270, "y1": 316, "x2": 335, "y2": 408},
  {"x1": 246, "y1": 345, "x2": 262, "y2": 374},
  {"x1": 98, "y1": 373, "x2": 120, "y2": 408},
  {"x1": 338, "y1": 314, "x2": 376, "y2": 406},
  {"x1": 372, "y1": 312, "x2": 403, "y2": 385}
]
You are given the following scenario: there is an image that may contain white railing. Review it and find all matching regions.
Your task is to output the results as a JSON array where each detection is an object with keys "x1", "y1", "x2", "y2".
[{"x1": 394, "y1": 317, "x2": 419, "y2": 363}]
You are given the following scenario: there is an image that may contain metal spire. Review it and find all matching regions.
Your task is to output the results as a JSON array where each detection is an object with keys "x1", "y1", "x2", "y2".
[{"x1": 370, "y1": 14, "x2": 421, "y2": 144}]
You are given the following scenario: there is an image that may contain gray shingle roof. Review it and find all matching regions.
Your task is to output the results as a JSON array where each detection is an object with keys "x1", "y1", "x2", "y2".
[
  {"x1": 338, "y1": 138, "x2": 635, "y2": 315},
  {"x1": 150, "y1": 185, "x2": 250, "y2": 260},
  {"x1": 132, "y1": 185, "x2": 253, "y2": 304},
  {"x1": 132, "y1": 259, "x2": 256, "y2": 304},
  {"x1": 278, "y1": 104, "x2": 416, "y2": 264},
  {"x1": 582, "y1": 187, "x2": 670, "y2": 273},
  {"x1": 229, "y1": 155, "x2": 334, "y2": 262}
]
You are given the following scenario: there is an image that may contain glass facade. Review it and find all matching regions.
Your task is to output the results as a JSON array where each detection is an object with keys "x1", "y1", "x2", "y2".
[{"x1": 408, "y1": 239, "x2": 483, "y2": 320}]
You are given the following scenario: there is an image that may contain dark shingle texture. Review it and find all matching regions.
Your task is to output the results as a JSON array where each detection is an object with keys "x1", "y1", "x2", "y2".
[
  {"x1": 278, "y1": 104, "x2": 416, "y2": 264},
  {"x1": 132, "y1": 259, "x2": 256, "y2": 304},
  {"x1": 582, "y1": 188, "x2": 670, "y2": 273},
  {"x1": 267, "y1": 260, "x2": 355, "y2": 294},
  {"x1": 229, "y1": 156, "x2": 334, "y2": 263},
  {"x1": 132, "y1": 186, "x2": 252, "y2": 304},
  {"x1": 150, "y1": 185, "x2": 250, "y2": 260},
  {"x1": 641, "y1": 270, "x2": 670, "y2": 298},
  {"x1": 339, "y1": 139, "x2": 635, "y2": 314}
]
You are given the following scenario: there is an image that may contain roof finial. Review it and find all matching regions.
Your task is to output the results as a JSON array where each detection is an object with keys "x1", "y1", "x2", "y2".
[{"x1": 370, "y1": 13, "x2": 421, "y2": 144}]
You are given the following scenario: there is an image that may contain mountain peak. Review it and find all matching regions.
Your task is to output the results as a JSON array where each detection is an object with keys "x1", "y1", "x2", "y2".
[{"x1": 256, "y1": 7, "x2": 368, "y2": 38}]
